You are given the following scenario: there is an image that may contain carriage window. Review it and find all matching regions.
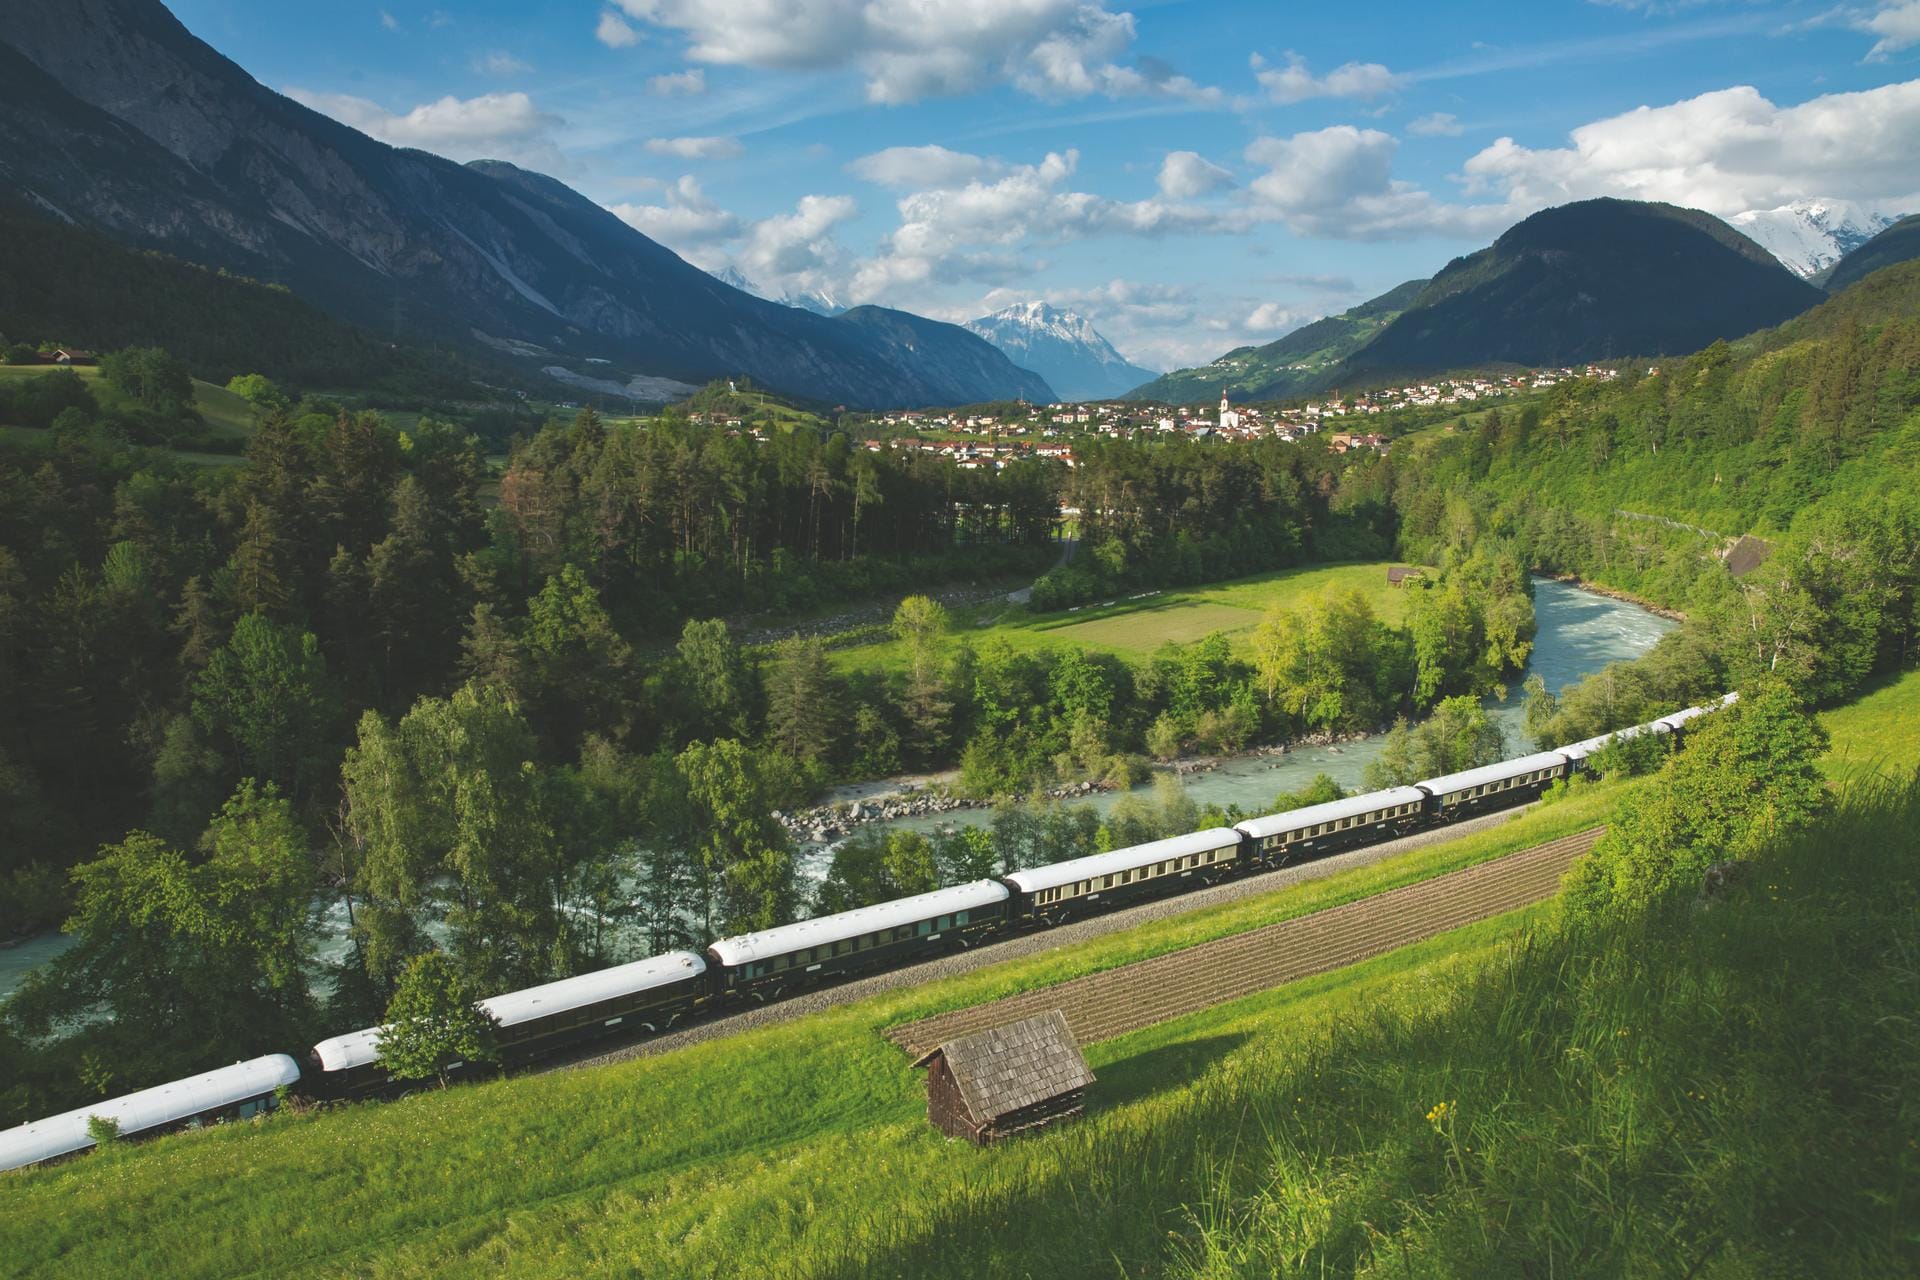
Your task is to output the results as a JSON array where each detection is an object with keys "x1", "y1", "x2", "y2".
[
  {"x1": 916, "y1": 920, "x2": 934, "y2": 935},
  {"x1": 955, "y1": 910, "x2": 970, "y2": 925}
]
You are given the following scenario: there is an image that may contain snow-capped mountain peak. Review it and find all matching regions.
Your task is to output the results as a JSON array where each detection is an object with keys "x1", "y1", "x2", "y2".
[
  {"x1": 1728, "y1": 198, "x2": 1911, "y2": 279},
  {"x1": 705, "y1": 266, "x2": 845, "y2": 315},
  {"x1": 964, "y1": 302, "x2": 1160, "y2": 401}
]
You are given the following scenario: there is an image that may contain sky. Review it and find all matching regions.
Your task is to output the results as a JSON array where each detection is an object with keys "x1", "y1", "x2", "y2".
[{"x1": 167, "y1": 0, "x2": 1920, "y2": 371}]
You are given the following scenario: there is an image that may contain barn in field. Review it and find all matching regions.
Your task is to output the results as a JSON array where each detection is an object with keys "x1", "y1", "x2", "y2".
[{"x1": 912, "y1": 1009, "x2": 1094, "y2": 1145}]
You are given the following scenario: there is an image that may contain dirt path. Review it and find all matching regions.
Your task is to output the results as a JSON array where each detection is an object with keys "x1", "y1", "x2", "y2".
[
  {"x1": 886, "y1": 827, "x2": 1603, "y2": 1058},
  {"x1": 559, "y1": 804, "x2": 1566, "y2": 1073}
]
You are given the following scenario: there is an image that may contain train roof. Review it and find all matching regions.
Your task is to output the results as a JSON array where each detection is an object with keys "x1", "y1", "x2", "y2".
[
  {"x1": 1416, "y1": 751, "x2": 1571, "y2": 799},
  {"x1": 482, "y1": 950, "x2": 707, "y2": 1031},
  {"x1": 311, "y1": 950, "x2": 709, "y2": 1072},
  {"x1": 1003, "y1": 827, "x2": 1243, "y2": 895},
  {"x1": 1655, "y1": 702, "x2": 1717, "y2": 731},
  {"x1": 0, "y1": 1054, "x2": 300, "y2": 1172},
  {"x1": 708, "y1": 880, "x2": 1010, "y2": 967},
  {"x1": 1235, "y1": 786, "x2": 1429, "y2": 841}
]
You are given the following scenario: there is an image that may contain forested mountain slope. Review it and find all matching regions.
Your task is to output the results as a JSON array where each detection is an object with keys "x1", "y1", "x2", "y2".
[
  {"x1": 1343, "y1": 199, "x2": 1823, "y2": 377},
  {"x1": 0, "y1": 0, "x2": 1050, "y2": 408},
  {"x1": 0, "y1": 204, "x2": 491, "y2": 398},
  {"x1": 1816, "y1": 214, "x2": 1920, "y2": 294}
]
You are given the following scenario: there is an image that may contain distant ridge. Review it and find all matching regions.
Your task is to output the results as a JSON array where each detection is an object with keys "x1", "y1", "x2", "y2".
[
  {"x1": 1125, "y1": 279, "x2": 1426, "y2": 403},
  {"x1": 0, "y1": 0, "x2": 1050, "y2": 408}
]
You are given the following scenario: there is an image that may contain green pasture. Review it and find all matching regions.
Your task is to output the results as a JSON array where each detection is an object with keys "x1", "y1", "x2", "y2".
[
  {"x1": 1818, "y1": 666, "x2": 1920, "y2": 785},
  {"x1": 833, "y1": 559, "x2": 1418, "y2": 675},
  {"x1": 0, "y1": 362, "x2": 255, "y2": 440}
]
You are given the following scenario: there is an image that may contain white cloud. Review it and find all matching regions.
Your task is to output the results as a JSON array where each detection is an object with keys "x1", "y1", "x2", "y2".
[
  {"x1": 379, "y1": 9, "x2": 399, "y2": 31},
  {"x1": 1457, "y1": 79, "x2": 1920, "y2": 216},
  {"x1": 285, "y1": 88, "x2": 567, "y2": 169},
  {"x1": 1157, "y1": 150, "x2": 1233, "y2": 199},
  {"x1": 644, "y1": 135, "x2": 745, "y2": 159},
  {"x1": 648, "y1": 68, "x2": 706, "y2": 95},
  {"x1": 848, "y1": 145, "x2": 995, "y2": 189},
  {"x1": 475, "y1": 51, "x2": 533, "y2": 76},
  {"x1": 1408, "y1": 111, "x2": 1463, "y2": 137},
  {"x1": 611, "y1": 0, "x2": 1222, "y2": 105},
  {"x1": 1252, "y1": 51, "x2": 1403, "y2": 104},
  {"x1": 596, "y1": 10, "x2": 641, "y2": 48},
  {"x1": 849, "y1": 148, "x2": 1236, "y2": 302},
  {"x1": 1861, "y1": 2, "x2": 1920, "y2": 60},
  {"x1": 737, "y1": 194, "x2": 859, "y2": 293},
  {"x1": 1245, "y1": 302, "x2": 1313, "y2": 331},
  {"x1": 1242, "y1": 126, "x2": 1500, "y2": 239},
  {"x1": 608, "y1": 176, "x2": 743, "y2": 258}
]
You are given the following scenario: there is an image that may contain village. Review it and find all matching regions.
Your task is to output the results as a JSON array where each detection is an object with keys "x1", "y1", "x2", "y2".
[{"x1": 687, "y1": 363, "x2": 1624, "y2": 470}]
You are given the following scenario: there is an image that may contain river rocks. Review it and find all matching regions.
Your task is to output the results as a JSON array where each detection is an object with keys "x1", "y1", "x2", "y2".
[{"x1": 779, "y1": 789, "x2": 986, "y2": 844}]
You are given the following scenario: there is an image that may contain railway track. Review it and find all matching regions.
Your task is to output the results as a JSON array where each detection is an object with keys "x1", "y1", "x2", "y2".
[
  {"x1": 559, "y1": 808, "x2": 1582, "y2": 1073},
  {"x1": 886, "y1": 827, "x2": 1603, "y2": 1058}
]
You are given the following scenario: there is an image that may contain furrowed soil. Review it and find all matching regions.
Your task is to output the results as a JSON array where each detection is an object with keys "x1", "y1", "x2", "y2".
[{"x1": 888, "y1": 827, "x2": 1602, "y2": 1057}]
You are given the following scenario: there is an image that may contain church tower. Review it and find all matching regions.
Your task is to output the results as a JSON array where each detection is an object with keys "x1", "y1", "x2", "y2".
[{"x1": 1217, "y1": 392, "x2": 1240, "y2": 432}]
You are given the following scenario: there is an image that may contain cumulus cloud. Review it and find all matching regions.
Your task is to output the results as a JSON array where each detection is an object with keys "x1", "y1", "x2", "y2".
[
  {"x1": 1252, "y1": 51, "x2": 1403, "y2": 104},
  {"x1": 596, "y1": 10, "x2": 641, "y2": 47},
  {"x1": 1245, "y1": 302, "x2": 1315, "y2": 331},
  {"x1": 1861, "y1": 1, "x2": 1920, "y2": 60},
  {"x1": 379, "y1": 10, "x2": 399, "y2": 31},
  {"x1": 644, "y1": 135, "x2": 745, "y2": 159},
  {"x1": 1457, "y1": 79, "x2": 1920, "y2": 215},
  {"x1": 737, "y1": 194, "x2": 859, "y2": 293},
  {"x1": 611, "y1": 0, "x2": 1221, "y2": 104},
  {"x1": 285, "y1": 88, "x2": 566, "y2": 168},
  {"x1": 1408, "y1": 111, "x2": 1463, "y2": 137},
  {"x1": 649, "y1": 68, "x2": 706, "y2": 95},
  {"x1": 848, "y1": 148, "x2": 1237, "y2": 302},
  {"x1": 848, "y1": 144, "x2": 996, "y2": 189},
  {"x1": 608, "y1": 176, "x2": 743, "y2": 258},
  {"x1": 1157, "y1": 150, "x2": 1234, "y2": 199},
  {"x1": 1241, "y1": 126, "x2": 1502, "y2": 239}
]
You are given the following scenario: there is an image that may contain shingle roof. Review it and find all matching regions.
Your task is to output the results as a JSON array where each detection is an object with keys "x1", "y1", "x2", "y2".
[{"x1": 913, "y1": 1010, "x2": 1094, "y2": 1121}]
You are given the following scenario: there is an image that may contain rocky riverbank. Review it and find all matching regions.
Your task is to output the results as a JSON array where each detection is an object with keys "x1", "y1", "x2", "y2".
[{"x1": 778, "y1": 729, "x2": 1378, "y2": 847}]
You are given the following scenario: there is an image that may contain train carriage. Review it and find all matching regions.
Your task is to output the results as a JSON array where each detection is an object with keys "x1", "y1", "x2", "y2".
[
  {"x1": 309, "y1": 951, "x2": 709, "y2": 1098},
  {"x1": 1003, "y1": 828, "x2": 1244, "y2": 925},
  {"x1": 708, "y1": 880, "x2": 1011, "y2": 1000},
  {"x1": 1235, "y1": 786, "x2": 1429, "y2": 869},
  {"x1": 1416, "y1": 751, "x2": 1572, "y2": 820},
  {"x1": 0, "y1": 1054, "x2": 300, "y2": 1172}
]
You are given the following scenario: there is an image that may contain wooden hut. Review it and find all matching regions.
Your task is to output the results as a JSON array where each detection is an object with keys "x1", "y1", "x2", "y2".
[
  {"x1": 911, "y1": 1010, "x2": 1094, "y2": 1145},
  {"x1": 1722, "y1": 534, "x2": 1772, "y2": 578}
]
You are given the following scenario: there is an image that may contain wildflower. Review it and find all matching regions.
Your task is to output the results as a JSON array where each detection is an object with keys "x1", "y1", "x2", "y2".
[{"x1": 1425, "y1": 1100, "x2": 1454, "y2": 1130}]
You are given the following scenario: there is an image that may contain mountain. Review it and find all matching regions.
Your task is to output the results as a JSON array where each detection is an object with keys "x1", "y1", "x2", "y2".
[
  {"x1": 1728, "y1": 199, "x2": 1908, "y2": 280},
  {"x1": 705, "y1": 266, "x2": 846, "y2": 317},
  {"x1": 0, "y1": 0, "x2": 1048, "y2": 409},
  {"x1": 1339, "y1": 199, "x2": 1824, "y2": 378},
  {"x1": 1125, "y1": 279, "x2": 1425, "y2": 403},
  {"x1": 1814, "y1": 214, "x2": 1920, "y2": 294},
  {"x1": 962, "y1": 302, "x2": 1157, "y2": 401}
]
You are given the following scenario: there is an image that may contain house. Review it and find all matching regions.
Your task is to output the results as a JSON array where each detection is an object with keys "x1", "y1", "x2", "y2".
[
  {"x1": 1722, "y1": 534, "x2": 1772, "y2": 579},
  {"x1": 912, "y1": 1010, "x2": 1094, "y2": 1145},
  {"x1": 1386, "y1": 566, "x2": 1425, "y2": 587},
  {"x1": 49, "y1": 348, "x2": 96, "y2": 366}
]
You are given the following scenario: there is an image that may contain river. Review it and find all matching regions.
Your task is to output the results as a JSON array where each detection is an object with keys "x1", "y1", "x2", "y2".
[
  {"x1": 0, "y1": 577, "x2": 1672, "y2": 1003},
  {"x1": 802, "y1": 577, "x2": 1675, "y2": 855}
]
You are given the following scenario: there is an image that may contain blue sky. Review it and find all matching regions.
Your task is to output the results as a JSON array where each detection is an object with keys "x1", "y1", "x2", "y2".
[{"x1": 170, "y1": 0, "x2": 1920, "y2": 369}]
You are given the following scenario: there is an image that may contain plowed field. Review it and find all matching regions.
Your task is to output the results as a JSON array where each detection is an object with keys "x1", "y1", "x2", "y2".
[{"x1": 887, "y1": 827, "x2": 1603, "y2": 1058}]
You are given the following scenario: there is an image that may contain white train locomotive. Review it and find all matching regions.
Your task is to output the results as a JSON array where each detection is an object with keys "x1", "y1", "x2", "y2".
[{"x1": 0, "y1": 694, "x2": 1735, "y2": 1168}]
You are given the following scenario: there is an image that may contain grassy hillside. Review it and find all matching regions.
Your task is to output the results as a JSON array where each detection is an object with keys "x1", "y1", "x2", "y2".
[
  {"x1": 1, "y1": 680, "x2": 1911, "y2": 1276},
  {"x1": 1127, "y1": 279, "x2": 1425, "y2": 404}
]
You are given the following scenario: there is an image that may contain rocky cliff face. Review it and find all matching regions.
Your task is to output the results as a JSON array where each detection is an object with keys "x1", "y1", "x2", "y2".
[{"x1": 0, "y1": 0, "x2": 1050, "y2": 408}]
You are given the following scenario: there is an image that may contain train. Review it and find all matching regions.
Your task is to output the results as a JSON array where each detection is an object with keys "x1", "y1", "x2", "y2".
[{"x1": 0, "y1": 694, "x2": 1736, "y2": 1171}]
